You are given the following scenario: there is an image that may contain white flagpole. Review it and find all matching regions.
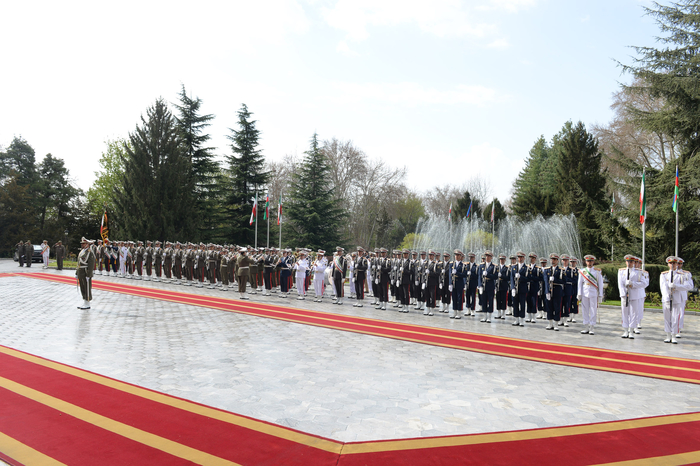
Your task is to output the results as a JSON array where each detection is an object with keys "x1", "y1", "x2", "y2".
[
  {"x1": 267, "y1": 195, "x2": 270, "y2": 249},
  {"x1": 254, "y1": 191, "x2": 258, "y2": 249}
]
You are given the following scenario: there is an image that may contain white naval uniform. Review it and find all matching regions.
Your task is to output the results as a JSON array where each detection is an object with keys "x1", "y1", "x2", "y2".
[
  {"x1": 294, "y1": 258, "x2": 309, "y2": 297},
  {"x1": 618, "y1": 267, "x2": 646, "y2": 330},
  {"x1": 660, "y1": 270, "x2": 693, "y2": 335},
  {"x1": 41, "y1": 243, "x2": 50, "y2": 267},
  {"x1": 677, "y1": 269, "x2": 693, "y2": 332},
  {"x1": 577, "y1": 267, "x2": 604, "y2": 327},
  {"x1": 348, "y1": 257, "x2": 355, "y2": 297},
  {"x1": 313, "y1": 258, "x2": 328, "y2": 298},
  {"x1": 119, "y1": 246, "x2": 128, "y2": 276}
]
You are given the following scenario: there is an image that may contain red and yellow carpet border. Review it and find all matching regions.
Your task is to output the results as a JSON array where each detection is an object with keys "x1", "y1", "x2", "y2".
[{"x1": 2, "y1": 272, "x2": 700, "y2": 465}]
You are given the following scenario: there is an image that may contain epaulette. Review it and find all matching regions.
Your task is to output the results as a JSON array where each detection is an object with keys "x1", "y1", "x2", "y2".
[
  {"x1": 594, "y1": 267, "x2": 601, "y2": 271},
  {"x1": 661, "y1": 270, "x2": 669, "y2": 274},
  {"x1": 619, "y1": 267, "x2": 625, "y2": 270}
]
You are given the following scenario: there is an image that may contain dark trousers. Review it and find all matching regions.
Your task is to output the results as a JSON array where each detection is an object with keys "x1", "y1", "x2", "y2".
[
  {"x1": 164, "y1": 260, "x2": 172, "y2": 278},
  {"x1": 441, "y1": 285, "x2": 451, "y2": 304},
  {"x1": 527, "y1": 291, "x2": 538, "y2": 314},
  {"x1": 452, "y1": 287, "x2": 464, "y2": 311},
  {"x1": 264, "y1": 268, "x2": 273, "y2": 290},
  {"x1": 562, "y1": 293, "x2": 572, "y2": 317},
  {"x1": 514, "y1": 292, "x2": 527, "y2": 318},
  {"x1": 548, "y1": 289, "x2": 563, "y2": 321},
  {"x1": 466, "y1": 286, "x2": 477, "y2": 310},
  {"x1": 355, "y1": 272, "x2": 366, "y2": 299},
  {"x1": 334, "y1": 271, "x2": 344, "y2": 297},
  {"x1": 371, "y1": 279, "x2": 379, "y2": 298},
  {"x1": 483, "y1": 288, "x2": 494, "y2": 313},
  {"x1": 57, "y1": 256, "x2": 63, "y2": 270},
  {"x1": 281, "y1": 271, "x2": 291, "y2": 292},
  {"x1": 426, "y1": 281, "x2": 438, "y2": 308},
  {"x1": 401, "y1": 283, "x2": 411, "y2": 305},
  {"x1": 379, "y1": 278, "x2": 390, "y2": 302},
  {"x1": 496, "y1": 286, "x2": 508, "y2": 310}
]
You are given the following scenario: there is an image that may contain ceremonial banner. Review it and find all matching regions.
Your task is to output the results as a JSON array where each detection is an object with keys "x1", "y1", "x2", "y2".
[
  {"x1": 100, "y1": 209, "x2": 110, "y2": 241},
  {"x1": 249, "y1": 192, "x2": 257, "y2": 226},
  {"x1": 277, "y1": 194, "x2": 282, "y2": 226},
  {"x1": 672, "y1": 165, "x2": 679, "y2": 213},
  {"x1": 639, "y1": 169, "x2": 646, "y2": 224}
]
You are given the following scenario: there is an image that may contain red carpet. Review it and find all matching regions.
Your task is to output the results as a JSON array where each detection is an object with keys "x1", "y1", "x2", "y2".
[
  {"x1": 0, "y1": 345, "x2": 699, "y2": 466},
  {"x1": 2, "y1": 273, "x2": 700, "y2": 465}
]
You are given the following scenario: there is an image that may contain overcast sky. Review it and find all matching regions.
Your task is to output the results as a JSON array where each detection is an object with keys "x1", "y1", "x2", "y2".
[{"x1": 1, "y1": 0, "x2": 658, "y2": 203}]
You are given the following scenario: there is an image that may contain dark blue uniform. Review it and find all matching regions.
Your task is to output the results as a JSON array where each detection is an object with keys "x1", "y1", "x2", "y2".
[
  {"x1": 526, "y1": 264, "x2": 546, "y2": 319},
  {"x1": 478, "y1": 262, "x2": 497, "y2": 316},
  {"x1": 544, "y1": 265, "x2": 564, "y2": 323},
  {"x1": 510, "y1": 262, "x2": 529, "y2": 319},
  {"x1": 451, "y1": 261, "x2": 467, "y2": 313},
  {"x1": 495, "y1": 263, "x2": 510, "y2": 312},
  {"x1": 465, "y1": 261, "x2": 478, "y2": 310}
]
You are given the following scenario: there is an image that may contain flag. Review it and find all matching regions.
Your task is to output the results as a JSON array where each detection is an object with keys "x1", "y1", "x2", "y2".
[
  {"x1": 277, "y1": 194, "x2": 282, "y2": 226},
  {"x1": 672, "y1": 165, "x2": 679, "y2": 213},
  {"x1": 448, "y1": 202, "x2": 452, "y2": 222},
  {"x1": 100, "y1": 208, "x2": 110, "y2": 241},
  {"x1": 640, "y1": 169, "x2": 646, "y2": 224},
  {"x1": 264, "y1": 194, "x2": 269, "y2": 220},
  {"x1": 611, "y1": 192, "x2": 614, "y2": 215},
  {"x1": 490, "y1": 200, "x2": 495, "y2": 223},
  {"x1": 249, "y1": 192, "x2": 257, "y2": 226},
  {"x1": 466, "y1": 201, "x2": 472, "y2": 219}
]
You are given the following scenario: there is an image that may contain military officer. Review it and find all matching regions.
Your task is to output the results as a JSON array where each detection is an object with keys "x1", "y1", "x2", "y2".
[
  {"x1": 560, "y1": 254, "x2": 574, "y2": 327},
  {"x1": 577, "y1": 255, "x2": 604, "y2": 335},
  {"x1": 618, "y1": 254, "x2": 643, "y2": 339},
  {"x1": 450, "y1": 250, "x2": 467, "y2": 319},
  {"x1": 537, "y1": 257, "x2": 549, "y2": 319},
  {"x1": 332, "y1": 247, "x2": 348, "y2": 305},
  {"x1": 423, "y1": 250, "x2": 439, "y2": 316},
  {"x1": 439, "y1": 252, "x2": 452, "y2": 313},
  {"x1": 53, "y1": 240, "x2": 65, "y2": 270},
  {"x1": 568, "y1": 257, "x2": 580, "y2": 322},
  {"x1": 153, "y1": 241, "x2": 163, "y2": 282},
  {"x1": 477, "y1": 251, "x2": 497, "y2": 322},
  {"x1": 495, "y1": 254, "x2": 510, "y2": 319},
  {"x1": 525, "y1": 252, "x2": 545, "y2": 324},
  {"x1": 144, "y1": 240, "x2": 154, "y2": 280},
  {"x1": 398, "y1": 249, "x2": 412, "y2": 311},
  {"x1": 510, "y1": 251, "x2": 529, "y2": 326},
  {"x1": 236, "y1": 247, "x2": 251, "y2": 299},
  {"x1": 465, "y1": 252, "x2": 478, "y2": 315},
  {"x1": 544, "y1": 254, "x2": 563, "y2": 331},
  {"x1": 353, "y1": 247, "x2": 369, "y2": 307},
  {"x1": 76, "y1": 237, "x2": 96, "y2": 309}
]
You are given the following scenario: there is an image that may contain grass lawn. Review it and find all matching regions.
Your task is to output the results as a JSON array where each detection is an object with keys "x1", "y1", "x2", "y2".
[
  {"x1": 601, "y1": 299, "x2": 663, "y2": 310},
  {"x1": 49, "y1": 259, "x2": 78, "y2": 269}
]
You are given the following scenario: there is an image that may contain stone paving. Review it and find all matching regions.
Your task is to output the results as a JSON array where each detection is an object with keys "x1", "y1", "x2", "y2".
[{"x1": 1, "y1": 259, "x2": 699, "y2": 443}]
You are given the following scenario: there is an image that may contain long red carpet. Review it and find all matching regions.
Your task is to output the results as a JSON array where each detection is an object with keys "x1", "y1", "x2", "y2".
[{"x1": 1, "y1": 272, "x2": 700, "y2": 465}]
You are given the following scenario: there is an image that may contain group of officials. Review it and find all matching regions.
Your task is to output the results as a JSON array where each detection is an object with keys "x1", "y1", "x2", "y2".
[
  {"x1": 64, "y1": 237, "x2": 693, "y2": 344},
  {"x1": 15, "y1": 240, "x2": 66, "y2": 270}
]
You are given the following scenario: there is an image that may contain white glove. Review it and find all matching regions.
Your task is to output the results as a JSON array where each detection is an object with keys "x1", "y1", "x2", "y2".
[
  {"x1": 439, "y1": 284, "x2": 443, "y2": 289},
  {"x1": 482, "y1": 271, "x2": 487, "y2": 277},
  {"x1": 511, "y1": 289, "x2": 516, "y2": 297},
  {"x1": 479, "y1": 287, "x2": 483, "y2": 294},
  {"x1": 498, "y1": 272, "x2": 501, "y2": 278},
  {"x1": 449, "y1": 285, "x2": 453, "y2": 292},
  {"x1": 391, "y1": 280, "x2": 395, "y2": 285},
  {"x1": 422, "y1": 283, "x2": 426, "y2": 290},
  {"x1": 375, "y1": 278, "x2": 379, "y2": 284},
  {"x1": 546, "y1": 293, "x2": 551, "y2": 300},
  {"x1": 452, "y1": 268, "x2": 456, "y2": 274},
  {"x1": 372, "y1": 265, "x2": 376, "y2": 270},
  {"x1": 625, "y1": 279, "x2": 630, "y2": 287},
  {"x1": 669, "y1": 283, "x2": 675, "y2": 290},
  {"x1": 549, "y1": 276, "x2": 554, "y2": 283},
  {"x1": 577, "y1": 294, "x2": 582, "y2": 302},
  {"x1": 515, "y1": 273, "x2": 520, "y2": 279},
  {"x1": 415, "y1": 281, "x2": 419, "y2": 286},
  {"x1": 597, "y1": 296, "x2": 603, "y2": 305}
]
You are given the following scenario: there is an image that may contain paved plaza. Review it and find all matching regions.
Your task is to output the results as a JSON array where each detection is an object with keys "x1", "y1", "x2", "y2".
[{"x1": 1, "y1": 258, "x2": 699, "y2": 454}]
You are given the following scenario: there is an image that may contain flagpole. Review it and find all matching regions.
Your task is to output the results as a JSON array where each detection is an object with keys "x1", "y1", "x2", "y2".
[
  {"x1": 675, "y1": 165, "x2": 679, "y2": 257},
  {"x1": 254, "y1": 191, "x2": 258, "y2": 249},
  {"x1": 267, "y1": 195, "x2": 270, "y2": 249},
  {"x1": 278, "y1": 193, "x2": 282, "y2": 251}
]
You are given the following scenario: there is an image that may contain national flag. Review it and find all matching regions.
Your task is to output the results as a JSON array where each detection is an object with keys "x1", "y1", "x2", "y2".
[
  {"x1": 277, "y1": 194, "x2": 282, "y2": 226},
  {"x1": 640, "y1": 169, "x2": 646, "y2": 224},
  {"x1": 466, "y1": 201, "x2": 472, "y2": 219},
  {"x1": 249, "y1": 192, "x2": 257, "y2": 226},
  {"x1": 490, "y1": 200, "x2": 495, "y2": 223},
  {"x1": 672, "y1": 165, "x2": 679, "y2": 213},
  {"x1": 448, "y1": 202, "x2": 452, "y2": 222},
  {"x1": 611, "y1": 192, "x2": 614, "y2": 215},
  {"x1": 264, "y1": 194, "x2": 269, "y2": 220},
  {"x1": 100, "y1": 209, "x2": 110, "y2": 241}
]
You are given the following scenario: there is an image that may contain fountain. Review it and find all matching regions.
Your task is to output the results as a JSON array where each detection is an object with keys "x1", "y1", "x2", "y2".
[{"x1": 412, "y1": 214, "x2": 582, "y2": 260}]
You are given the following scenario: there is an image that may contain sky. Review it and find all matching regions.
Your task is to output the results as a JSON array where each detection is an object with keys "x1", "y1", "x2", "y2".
[{"x1": 0, "y1": 0, "x2": 660, "y2": 204}]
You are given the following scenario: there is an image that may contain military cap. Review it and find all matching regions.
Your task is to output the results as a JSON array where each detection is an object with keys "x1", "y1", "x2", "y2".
[
  {"x1": 677, "y1": 257, "x2": 685, "y2": 263},
  {"x1": 516, "y1": 251, "x2": 525, "y2": 257},
  {"x1": 380, "y1": 247, "x2": 388, "y2": 252},
  {"x1": 402, "y1": 249, "x2": 410, "y2": 254},
  {"x1": 156, "y1": 240, "x2": 162, "y2": 245},
  {"x1": 509, "y1": 255, "x2": 516, "y2": 260},
  {"x1": 528, "y1": 252, "x2": 537, "y2": 258},
  {"x1": 80, "y1": 236, "x2": 89, "y2": 243},
  {"x1": 560, "y1": 254, "x2": 570, "y2": 260},
  {"x1": 420, "y1": 250, "x2": 426, "y2": 255},
  {"x1": 484, "y1": 250, "x2": 493, "y2": 257},
  {"x1": 318, "y1": 249, "x2": 325, "y2": 254},
  {"x1": 549, "y1": 253, "x2": 559, "y2": 260},
  {"x1": 411, "y1": 250, "x2": 418, "y2": 255},
  {"x1": 540, "y1": 257, "x2": 548, "y2": 263},
  {"x1": 374, "y1": 248, "x2": 380, "y2": 253},
  {"x1": 428, "y1": 249, "x2": 435, "y2": 255},
  {"x1": 444, "y1": 251, "x2": 451, "y2": 257},
  {"x1": 357, "y1": 246, "x2": 365, "y2": 252},
  {"x1": 454, "y1": 249, "x2": 464, "y2": 256},
  {"x1": 299, "y1": 250, "x2": 307, "y2": 255},
  {"x1": 468, "y1": 252, "x2": 476, "y2": 257},
  {"x1": 570, "y1": 257, "x2": 578, "y2": 263},
  {"x1": 583, "y1": 255, "x2": 596, "y2": 261},
  {"x1": 665, "y1": 256, "x2": 677, "y2": 263},
  {"x1": 624, "y1": 254, "x2": 635, "y2": 261},
  {"x1": 351, "y1": 251, "x2": 357, "y2": 256},
  {"x1": 499, "y1": 254, "x2": 506, "y2": 259}
]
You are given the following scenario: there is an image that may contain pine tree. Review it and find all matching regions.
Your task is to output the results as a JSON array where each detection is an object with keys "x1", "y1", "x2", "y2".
[
  {"x1": 174, "y1": 85, "x2": 223, "y2": 242},
  {"x1": 0, "y1": 136, "x2": 38, "y2": 187},
  {"x1": 553, "y1": 121, "x2": 608, "y2": 258},
  {"x1": 285, "y1": 133, "x2": 346, "y2": 250},
  {"x1": 224, "y1": 104, "x2": 269, "y2": 245},
  {"x1": 114, "y1": 98, "x2": 195, "y2": 240},
  {"x1": 510, "y1": 136, "x2": 557, "y2": 217},
  {"x1": 453, "y1": 190, "x2": 481, "y2": 220}
]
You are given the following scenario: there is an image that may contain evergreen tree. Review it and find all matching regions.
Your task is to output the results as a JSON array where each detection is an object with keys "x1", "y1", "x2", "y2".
[
  {"x1": 0, "y1": 136, "x2": 37, "y2": 187},
  {"x1": 510, "y1": 136, "x2": 557, "y2": 217},
  {"x1": 114, "y1": 98, "x2": 196, "y2": 240},
  {"x1": 482, "y1": 198, "x2": 506, "y2": 227},
  {"x1": 553, "y1": 121, "x2": 608, "y2": 258},
  {"x1": 0, "y1": 175, "x2": 37, "y2": 256},
  {"x1": 618, "y1": 0, "x2": 700, "y2": 265},
  {"x1": 174, "y1": 85, "x2": 223, "y2": 242},
  {"x1": 224, "y1": 104, "x2": 269, "y2": 245},
  {"x1": 37, "y1": 153, "x2": 79, "y2": 239},
  {"x1": 285, "y1": 133, "x2": 346, "y2": 250},
  {"x1": 453, "y1": 190, "x2": 482, "y2": 221}
]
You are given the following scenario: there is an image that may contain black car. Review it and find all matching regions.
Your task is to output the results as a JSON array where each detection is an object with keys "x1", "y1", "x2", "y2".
[{"x1": 13, "y1": 245, "x2": 43, "y2": 263}]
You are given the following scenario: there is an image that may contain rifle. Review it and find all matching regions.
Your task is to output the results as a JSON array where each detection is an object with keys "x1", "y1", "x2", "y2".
[
  {"x1": 670, "y1": 269, "x2": 674, "y2": 312},
  {"x1": 625, "y1": 268, "x2": 630, "y2": 308}
]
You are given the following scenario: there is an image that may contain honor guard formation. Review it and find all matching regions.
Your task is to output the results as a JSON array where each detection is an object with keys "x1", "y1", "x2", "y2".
[{"x1": 68, "y1": 238, "x2": 694, "y2": 344}]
